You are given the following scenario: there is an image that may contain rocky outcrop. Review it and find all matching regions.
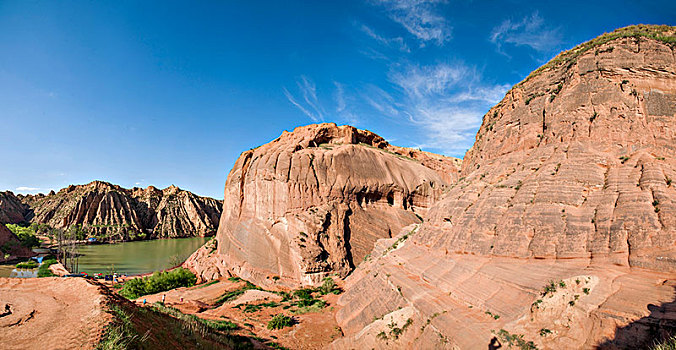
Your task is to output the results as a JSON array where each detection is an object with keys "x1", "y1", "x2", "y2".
[
  {"x1": 332, "y1": 25, "x2": 676, "y2": 349},
  {"x1": 0, "y1": 223, "x2": 34, "y2": 262},
  {"x1": 20, "y1": 181, "x2": 222, "y2": 239},
  {"x1": 186, "y1": 123, "x2": 461, "y2": 287},
  {"x1": 0, "y1": 192, "x2": 29, "y2": 225}
]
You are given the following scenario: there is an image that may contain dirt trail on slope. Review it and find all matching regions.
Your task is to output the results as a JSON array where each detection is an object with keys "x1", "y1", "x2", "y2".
[{"x1": 0, "y1": 277, "x2": 112, "y2": 350}]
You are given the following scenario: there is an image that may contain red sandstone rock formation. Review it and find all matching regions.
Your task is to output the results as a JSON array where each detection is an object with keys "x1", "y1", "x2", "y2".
[
  {"x1": 0, "y1": 192, "x2": 29, "y2": 224},
  {"x1": 20, "y1": 181, "x2": 222, "y2": 239},
  {"x1": 185, "y1": 123, "x2": 461, "y2": 287},
  {"x1": 332, "y1": 25, "x2": 676, "y2": 349}
]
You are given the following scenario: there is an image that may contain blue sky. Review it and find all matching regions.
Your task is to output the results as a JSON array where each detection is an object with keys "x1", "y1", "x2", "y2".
[{"x1": 1, "y1": 1, "x2": 674, "y2": 199}]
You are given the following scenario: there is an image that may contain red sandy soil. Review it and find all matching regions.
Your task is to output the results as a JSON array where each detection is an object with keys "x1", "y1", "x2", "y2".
[
  {"x1": 139, "y1": 279, "x2": 344, "y2": 349},
  {"x1": 0, "y1": 277, "x2": 112, "y2": 350}
]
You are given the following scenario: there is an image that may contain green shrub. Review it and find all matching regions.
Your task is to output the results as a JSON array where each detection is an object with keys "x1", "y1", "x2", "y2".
[
  {"x1": 267, "y1": 314, "x2": 293, "y2": 330},
  {"x1": 653, "y1": 335, "x2": 676, "y2": 350},
  {"x1": 317, "y1": 277, "x2": 341, "y2": 295},
  {"x1": 16, "y1": 260, "x2": 39, "y2": 269},
  {"x1": 119, "y1": 268, "x2": 197, "y2": 299},
  {"x1": 37, "y1": 259, "x2": 58, "y2": 277},
  {"x1": 493, "y1": 329, "x2": 538, "y2": 350},
  {"x1": 5, "y1": 224, "x2": 40, "y2": 248},
  {"x1": 97, "y1": 304, "x2": 142, "y2": 350},
  {"x1": 214, "y1": 281, "x2": 261, "y2": 306}
]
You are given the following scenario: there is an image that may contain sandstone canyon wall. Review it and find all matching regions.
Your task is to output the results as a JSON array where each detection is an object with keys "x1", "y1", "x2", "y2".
[
  {"x1": 10, "y1": 181, "x2": 222, "y2": 239},
  {"x1": 185, "y1": 123, "x2": 461, "y2": 287},
  {"x1": 332, "y1": 25, "x2": 676, "y2": 349}
]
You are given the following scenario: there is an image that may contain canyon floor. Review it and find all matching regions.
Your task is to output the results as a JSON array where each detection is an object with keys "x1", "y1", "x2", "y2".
[{"x1": 138, "y1": 278, "x2": 345, "y2": 349}]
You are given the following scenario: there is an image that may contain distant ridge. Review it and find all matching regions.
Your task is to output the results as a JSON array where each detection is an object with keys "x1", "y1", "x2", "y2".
[{"x1": 1, "y1": 180, "x2": 223, "y2": 240}]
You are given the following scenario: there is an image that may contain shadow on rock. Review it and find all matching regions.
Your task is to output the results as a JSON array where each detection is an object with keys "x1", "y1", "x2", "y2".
[{"x1": 598, "y1": 285, "x2": 676, "y2": 349}]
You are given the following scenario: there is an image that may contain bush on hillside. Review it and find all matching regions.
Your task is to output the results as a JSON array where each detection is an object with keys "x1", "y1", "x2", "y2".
[
  {"x1": 38, "y1": 259, "x2": 58, "y2": 277},
  {"x1": 119, "y1": 268, "x2": 197, "y2": 299},
  {"x1": 16, "y1": 260, "x2": 39, "y2": 269},
  {"x1": 5, "y1": 224, "x2": 40, "y2": 248},
  {"x1": 267, "y1": 314, "x2": 294, "y2": 330}
]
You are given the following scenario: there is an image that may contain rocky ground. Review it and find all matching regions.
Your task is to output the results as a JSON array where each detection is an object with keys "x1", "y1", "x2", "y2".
[{"x1": 138, "y1": 278, "x2": 345, "y2": 349}]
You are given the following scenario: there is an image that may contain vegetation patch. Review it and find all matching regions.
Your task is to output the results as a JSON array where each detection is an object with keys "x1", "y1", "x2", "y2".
[
  {"x1": 119, "y1": 268, "x2": 197, "y2": 299},
  {"x1": 267, "y1": 314, "x2": 294, "y2": 330},
  {"x1": 214, "y1": 281, "x2": 262, "y2": 306},
  {"x1": 653, "y1": 334, "x2": 676, "y2": 350},
  {"x1": 97, "y1": 304, "x2": 146, "y2": 350},
  {"x1": 5, "y1": 223, "x2": 40, "y2": 248},
  {"x1": 195, "y1": 280, "x2": 219, "y2": 289},
  {"x1": 15, "y1": 260, "x2": 39, "y2": 269},
  {"x1": 152, "y1": 303, "x2": 239, "y2": 331},
  {"x1": 493, "y1": 329, "x2": 538, "y2": 350},
  {"x1": 37, "y1": 258, "x2": 58, "y2": 277}
]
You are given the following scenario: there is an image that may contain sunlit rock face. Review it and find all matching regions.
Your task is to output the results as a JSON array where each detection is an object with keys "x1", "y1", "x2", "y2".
[
  {"x1": 186, "y1": 123, "x2": 460, "y2": 288},
  {"x1": 332, "y1": 26, "x2": 676, "y2": 349},
  {"x1": 20, "y1": 181, "x2": 222, "y2": 239}
]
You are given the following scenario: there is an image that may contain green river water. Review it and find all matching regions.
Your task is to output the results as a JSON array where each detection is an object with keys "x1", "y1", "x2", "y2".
[{"x1": 0, "y1": 237, "x2": 209, "y2": 277}]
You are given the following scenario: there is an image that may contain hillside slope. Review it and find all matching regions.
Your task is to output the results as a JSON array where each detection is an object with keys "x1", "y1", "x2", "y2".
[
  {"x1": 333, "y1": 25, "x2": 676, "y2": 349},
  {"x1": 9, "y1": 181, "x2": 223, "y2": 240}
]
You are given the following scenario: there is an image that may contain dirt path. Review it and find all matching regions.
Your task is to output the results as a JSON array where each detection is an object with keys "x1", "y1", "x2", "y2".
[{"x1": 0, "y1": 277, "x2": 112, "y2": 350}]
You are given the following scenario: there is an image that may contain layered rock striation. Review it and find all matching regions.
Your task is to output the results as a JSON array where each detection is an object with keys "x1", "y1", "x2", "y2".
[
  {"x1": 333, "y1": 25, "x2": 676, "y2": 349},
  {"x1": 15, "y1": 181, "x2": 222, "y2": 239},
  {"x1": 185, "y1": 123, "x2": 461, "y2": 287}
]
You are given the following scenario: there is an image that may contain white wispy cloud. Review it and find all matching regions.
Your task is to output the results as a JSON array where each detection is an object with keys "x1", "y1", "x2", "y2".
[
  {"x1": 383, "y1": 62, "x2": 509, "y2": 154},
  {"x1": 490, "y1": 11, "x2": 562, "y2": 54},
  {"x1": 283, "y1": 76, "x2": 325, "y2": 122},
  {"x1": 374, "y1": 0, "x2": 451, "y2": 47},
  {"x1": 360, "y1": 24, "x2": 410, "y2": 52},
  {"x1": 284, "y1": 78, "x2": 361, "y2": 125},
  {"x1": 334, "y1": 82, "x2": 346, "y2": 113},
  {"x1": 16, "y1": 186, "x2": 40, "y2": 192},
  {"x1": 362, "y1": 85, "x2": 400, "y2": 117},
  {"x1": 389, "y1": 63, "x2": 468, "y2": 98}
]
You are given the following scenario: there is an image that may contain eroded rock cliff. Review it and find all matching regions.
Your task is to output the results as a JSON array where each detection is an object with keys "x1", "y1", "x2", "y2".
[
  {"x1": 0, "y1": 192, "x2": 29, "y2": 225},
  {"x1": 333, "y1": 25, "x2": 676, "y2": 349},
  {"x1": 19, "y1": 181, "x2": 222, "y2": 239},
  {"x1": 185, "y1": 123, "x2": 461, "y2": 287}
]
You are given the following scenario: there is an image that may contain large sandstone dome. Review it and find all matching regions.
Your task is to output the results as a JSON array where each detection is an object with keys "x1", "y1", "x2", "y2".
[
  {"x1": 332, "y1": 25, "x2": 676, "y2": 349},
  {"x1": 185, "y1": 123, "x2": 461, "y2": 287},
  {"x1": 417, "y1": 24, "x2": 676, "y2": 271}
]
